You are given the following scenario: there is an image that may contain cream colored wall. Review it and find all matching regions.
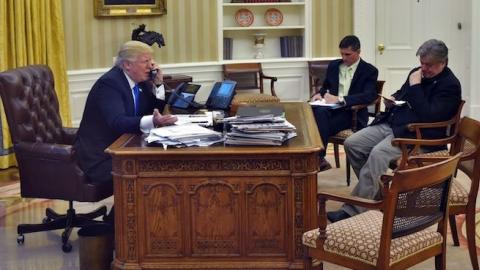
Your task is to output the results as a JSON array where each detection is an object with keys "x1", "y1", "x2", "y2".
[
  {"x1": 62, "y1": 0, "x2": 217, "y2": 70},
  {"x1": 62, "y1": 0, "x2": 352, "y2": 70},
  {"x1": 312, "y1": 0, "x2": 353, "y2": 57}
]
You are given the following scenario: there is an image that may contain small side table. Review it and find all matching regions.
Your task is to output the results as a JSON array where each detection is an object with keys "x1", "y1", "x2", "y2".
[{"x1": 163, "y1": 74, "x2": 192, "y2": 89}]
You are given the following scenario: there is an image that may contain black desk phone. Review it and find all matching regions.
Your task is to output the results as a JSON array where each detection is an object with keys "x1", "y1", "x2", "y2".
[
  {"x1": 168, "y1": 80, "x2": 237, "y2": 111},
  {"x1": 168, "y1": 82, "x2": 203, "y2": 110},
  {"x1": 205, "y1": 80, "x2": 237, "y2": 110}
]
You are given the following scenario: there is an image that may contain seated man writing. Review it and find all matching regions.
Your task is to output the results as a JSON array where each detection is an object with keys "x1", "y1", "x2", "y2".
[
  {"x1": 310, "y1": 35, "x2": 378, "y2": 171},
  {"x1": 327, "y1": 39, "x2": 462, "y2": 222}
]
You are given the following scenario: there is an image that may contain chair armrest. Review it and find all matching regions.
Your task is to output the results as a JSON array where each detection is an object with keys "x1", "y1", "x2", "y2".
[
  {"x1": 15, "y1": 142, "x2": 75, "y2": 162},
  {"x1": 349, "y1": 96, "x2": 381, "y2": 131},
  {"x1": 62, "y1": 127, "x2": 78, "y2": 145},
  {"x1": 407, "y1": 118, "x2": 457, "y2": 139},
  {"x1": 260, "y1": 73, "x2": 278, "y2": 97},
  {"x1": 317, "y1": 191, "x2": 383, "y2": 210},
  {"x1": 391, "y1": 136, "x2": 455, "y2": 168}
]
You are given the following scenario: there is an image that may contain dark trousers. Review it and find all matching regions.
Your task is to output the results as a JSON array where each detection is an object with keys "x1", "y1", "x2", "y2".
[{"x1": 312, "y1": 106, "x2": 352, "y2": 158}]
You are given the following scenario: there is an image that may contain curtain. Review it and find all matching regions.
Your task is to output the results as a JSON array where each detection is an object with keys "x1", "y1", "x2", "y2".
[{"x1": 0, "y1": 0, "x2": 71, "y2": 168}]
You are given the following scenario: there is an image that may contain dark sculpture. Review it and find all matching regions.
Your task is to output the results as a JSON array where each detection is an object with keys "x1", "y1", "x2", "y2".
[{"x1": 132, "y1": 24, "x2": 165, "y2": 48}]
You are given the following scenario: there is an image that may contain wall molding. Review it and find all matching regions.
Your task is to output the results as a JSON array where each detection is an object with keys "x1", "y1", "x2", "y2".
[{"x1": 67, "y1": 61, "x2": 312, "y2": 127}]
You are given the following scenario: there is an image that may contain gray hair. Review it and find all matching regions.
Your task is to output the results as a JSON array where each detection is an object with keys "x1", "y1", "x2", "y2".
[
  {"x1": 416, "y1": 39, "x2": 448, "y2": 63},
  {"x1": 114, "y1": 40, "x2": 153, "y2": 67}
]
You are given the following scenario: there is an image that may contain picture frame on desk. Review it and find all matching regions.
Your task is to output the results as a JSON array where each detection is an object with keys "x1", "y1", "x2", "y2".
[{"x1": 94, "y1": 0, "x2": 166, "y2": 17}]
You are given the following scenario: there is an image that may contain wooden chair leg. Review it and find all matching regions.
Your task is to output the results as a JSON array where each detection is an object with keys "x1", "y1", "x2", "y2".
[
  {"x1": 449, "y1": 215, "x2": 460, "y2": 246},
  {"x1": 435, "y1": 252, "x2": 446, "y2": 270},
  {"x1": 466, "y1": 210, "x2": 480, "y2": 270},
  {"x1": 346, "y1": 156, "x2": 351, "y2": 186},
  {"x1": 333, "y1": 143, "x2": 340, "y2": 168}
]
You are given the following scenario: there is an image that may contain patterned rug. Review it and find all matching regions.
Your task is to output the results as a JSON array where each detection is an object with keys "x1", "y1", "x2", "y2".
[
  {"x1": 0, "y1": 164, "x2": 479, "y2": 256},
  {"x1": 456, "y1": 210, "x2": 480, "y2": 254}
]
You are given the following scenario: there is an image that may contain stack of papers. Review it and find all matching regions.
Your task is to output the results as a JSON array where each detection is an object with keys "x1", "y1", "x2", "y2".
[
  {"x1": 222, "y1": 114, "x2": 297, "y2": 146},
  {"x1": 145, "y1": 123, "x2": 223, "y2": 148}
]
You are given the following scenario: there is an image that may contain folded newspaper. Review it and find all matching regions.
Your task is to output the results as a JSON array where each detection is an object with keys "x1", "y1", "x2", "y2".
[
  {"x1": 222, "y1": 110, "x2": 297, "y2": 146},
  {"x1": 146, "y1": 123, "x2": 223, "y2": 148}
]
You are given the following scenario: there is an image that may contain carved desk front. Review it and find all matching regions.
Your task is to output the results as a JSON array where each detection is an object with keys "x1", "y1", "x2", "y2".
[{"x1": 107, "y1": 102, "x2": 322, "y2": 270}]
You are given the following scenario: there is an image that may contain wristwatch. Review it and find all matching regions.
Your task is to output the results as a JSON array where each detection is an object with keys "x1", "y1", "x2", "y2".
[{"x1": 338, "y1": 96, "x2": 345, "y2": 105}]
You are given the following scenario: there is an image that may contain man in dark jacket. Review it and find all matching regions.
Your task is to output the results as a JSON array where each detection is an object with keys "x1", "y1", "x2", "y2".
[
  {"x1": 327, "y1": 39, "x2": 462, "y2": 222},
  {"x1": 74, "y1": 40, "x2": 177, "y2": 185},
  {"x1": 310, "y1": 35, "x2": 378, "y2": 171}
]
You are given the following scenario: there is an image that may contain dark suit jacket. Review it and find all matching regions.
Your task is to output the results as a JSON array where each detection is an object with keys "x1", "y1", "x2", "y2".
[
  {"x1": 318, "y1": 59, "x2": 378, "y2": 129},
  {"x1": 74, "y1": 66, "x2": 166, "y2": 183},
  {"x1": 372, "y1": 66, "x2": 461, "y2": 141}
]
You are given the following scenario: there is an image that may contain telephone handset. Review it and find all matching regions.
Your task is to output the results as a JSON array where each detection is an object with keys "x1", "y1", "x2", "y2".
[{"x1": 205, "y1": 80, "x2": 237, "y2": 110}]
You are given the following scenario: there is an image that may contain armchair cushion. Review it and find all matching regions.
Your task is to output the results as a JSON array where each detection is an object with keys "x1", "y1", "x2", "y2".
[
  {"x1": 450, "y1": 179, "x2": 469, "y2": 206},
  {"x1": 331, "y1": 129, "x2": 354, "y2": 140},
  {"x1": 232, "y1": 93, "x2": 280, "y2": 105},
  {"x1": 302, "y1": 210, "x2": 443, "y2": 266}
]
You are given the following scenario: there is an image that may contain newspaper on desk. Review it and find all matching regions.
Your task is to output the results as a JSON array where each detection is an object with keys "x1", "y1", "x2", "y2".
[
  {"x1": 174, "y1": 111, "x2": 214, "y2": 127},
  {"x1": 222, "y1": 114, "x2": 297, "y2": 146},
  {"x1": 145, "y1": 123, "x2": 223, "y2": 148}
]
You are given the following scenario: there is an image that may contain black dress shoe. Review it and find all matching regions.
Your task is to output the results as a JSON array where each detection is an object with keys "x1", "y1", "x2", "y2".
[
  {"x1": 326, "y1": 209, "x2": 351, "y2": 223},
  {"x1": 319, "y1": 158, "x2": 332, "y2": 172}
]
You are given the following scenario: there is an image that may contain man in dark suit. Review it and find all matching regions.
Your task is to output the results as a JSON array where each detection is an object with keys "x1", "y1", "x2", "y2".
[
  {"x1": 327, "y1": 39, "x2": 462, "y2": 222},
  {"x1": 74, "y1": 40, "x2": 177, "y2": 185},
  {"x1": 311, "y1": 35, "x2": 378, "y2": 171}
]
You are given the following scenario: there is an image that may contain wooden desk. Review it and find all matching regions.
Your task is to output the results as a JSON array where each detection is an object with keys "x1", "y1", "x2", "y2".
[{"x1": 107, "y1": 102, "x2": 322, "y2": 270}]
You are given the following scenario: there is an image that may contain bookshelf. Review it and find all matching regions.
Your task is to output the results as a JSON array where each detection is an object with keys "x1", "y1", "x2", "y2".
[{"x1": 218, "y1": 0, "x2": 310, "y2": 62}]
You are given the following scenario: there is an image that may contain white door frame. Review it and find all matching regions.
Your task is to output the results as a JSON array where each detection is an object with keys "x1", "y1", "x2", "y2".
[{"x1": 354, "y1": 0, "x2": 480, "y2": 119}]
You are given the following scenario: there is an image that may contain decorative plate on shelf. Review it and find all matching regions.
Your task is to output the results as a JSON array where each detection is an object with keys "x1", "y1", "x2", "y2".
[
  {"x1": 235, "y1": 8, "x2": 254, "y2": 27},
  {"x1": 264, "y1": 8, "x2": 283, "y2": 26}
]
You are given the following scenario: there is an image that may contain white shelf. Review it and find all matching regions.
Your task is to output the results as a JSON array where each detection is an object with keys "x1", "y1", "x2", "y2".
[
  {"x1": 223, "y1": 26, "x2": 305, "y2": 31},
  {"x1": 218, "y1": 0, "x2": 310, "y2": 62},
  {"x1": 223, "y1": 3, "x2": 305, "y2": 7}
]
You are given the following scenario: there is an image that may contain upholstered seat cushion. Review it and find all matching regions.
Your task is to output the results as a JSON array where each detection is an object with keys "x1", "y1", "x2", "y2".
[
  {"x1": 331, "y1": 129, "x2": 354, "y2": 140},
  {"x1": 450, "y1": 178, "x2": 469, "y2": 206},
  {"x1": 231, "y1": 93, "x2": 280, "y2": 105},
  {"x1": 302, "y1": 210, "x2": 443, "y2": 266}
]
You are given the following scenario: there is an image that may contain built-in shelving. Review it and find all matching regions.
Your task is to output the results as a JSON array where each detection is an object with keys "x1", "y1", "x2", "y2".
[{"x1": 218, "y1": 0, "x2": 310, "y2": 61}]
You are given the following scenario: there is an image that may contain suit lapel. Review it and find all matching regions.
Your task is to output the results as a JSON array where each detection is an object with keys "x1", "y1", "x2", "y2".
[{"x1": 117, "y1": 68, "x2": 136, "y2": 116}]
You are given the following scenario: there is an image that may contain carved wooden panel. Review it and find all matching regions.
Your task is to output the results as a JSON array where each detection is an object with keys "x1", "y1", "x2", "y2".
[
  {"x1": 125, "y1": 179, "x2": 138, "y2": 260},
  {"x1": 138, "y1": 159, "x2": 290, "y2": 172},
  {"x1": 246, "y1": 181, "x2": 288, "y2": 255},
  {"x1": 189, "y1": 180, "x2": 241, "y2": 256},
  {"x1": 142, "y1": 182, "x2": 184, "y2": 256}
]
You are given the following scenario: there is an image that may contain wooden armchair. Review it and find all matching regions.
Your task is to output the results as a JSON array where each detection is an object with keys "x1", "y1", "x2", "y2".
[
  {"x1": 307, "y1": 60, "x2": 330, "y2": 97},
  {"x1": 328, "y1": 80, "x2": 385, "y2": 186},
  {"x1": 302, "y1": 153, "x2": 461, "y2": 270},
  {"x1": 222, "y1": 63, "x2": 280, "y2": 109},
  {"x1": 391, "y1": 116, "x2": 480, "y2": 270}
]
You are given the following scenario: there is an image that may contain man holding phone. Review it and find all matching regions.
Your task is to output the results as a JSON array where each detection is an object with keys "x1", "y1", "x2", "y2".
[
  {"x1": 327, "y1": 39, "x2": 462, "y2": 223},
  {"x1": 74, "y1": 40, "x2": 177, "y2": 186}
]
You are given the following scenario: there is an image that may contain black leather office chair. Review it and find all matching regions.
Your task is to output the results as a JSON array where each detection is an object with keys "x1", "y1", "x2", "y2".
[{"x1": 0, "y1": 65, "x2": 113, "y2": 252}]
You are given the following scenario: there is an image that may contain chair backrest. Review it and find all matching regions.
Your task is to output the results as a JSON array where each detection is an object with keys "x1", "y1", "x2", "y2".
[
  {"x1": 307, "y1": 60, "x2": 330, "y2": 97},
  {"x1": 0, "y1": 65, "x2": 64, "y2": 144},
  {"x1": 223, "y1": 63, "x2": 264, "y2": 93},
  {"x1": 450, "y1": 117, "x2": 480, "y2": 201},
  {"x1": 382, "y1": 153, "x2": 460, "y2": 240},
  {"x1": 369, "y1": 80, "x2": 385, "y2": 117},
  {"x1": 0, "y1": 65, "x2": 112, "y2": 202}
]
